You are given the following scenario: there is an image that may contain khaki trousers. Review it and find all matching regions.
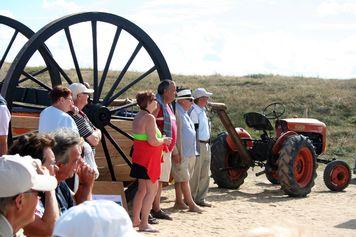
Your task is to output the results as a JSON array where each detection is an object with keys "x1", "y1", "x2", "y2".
[{"x1": 189, "y1": 142, "x2": 211, "y2": 203}]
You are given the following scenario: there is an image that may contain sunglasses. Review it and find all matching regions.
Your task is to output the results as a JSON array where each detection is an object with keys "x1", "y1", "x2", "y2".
[{"x1": 185, "y1": 98, "x2": 193, "y2": 102}]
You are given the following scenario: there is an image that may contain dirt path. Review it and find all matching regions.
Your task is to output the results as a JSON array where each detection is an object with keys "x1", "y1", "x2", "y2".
[{"x1": 140, "y1": 168, "x2": 356, "y2": 236}]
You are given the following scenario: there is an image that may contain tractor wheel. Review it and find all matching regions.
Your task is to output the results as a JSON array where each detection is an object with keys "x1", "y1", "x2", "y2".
[
  {"x1": 277, "y1": 135, "x2": 317, "y2": 197},
  {"x1": 211, "y1": 132, "x2": 248, "y2": 189},
  {"x1": 323, "y1": 160, "x2": 351, "y2": 192},
  {"x1": 265, "y1": 163, "x2": 279, "y2": 185}
]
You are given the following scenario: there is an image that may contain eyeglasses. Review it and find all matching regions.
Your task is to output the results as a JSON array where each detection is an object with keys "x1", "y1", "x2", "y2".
[
  {"x1": 65, "y1": 96, "x2": 73, "y2": 102},
  {"x1": 185, "y1": 98, "x2": 193, "y2": 102}
]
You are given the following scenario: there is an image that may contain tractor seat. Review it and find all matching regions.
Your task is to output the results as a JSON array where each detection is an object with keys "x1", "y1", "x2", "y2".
[{"x1": 243, "y1": 112, "x2": 273, "y2": 131}]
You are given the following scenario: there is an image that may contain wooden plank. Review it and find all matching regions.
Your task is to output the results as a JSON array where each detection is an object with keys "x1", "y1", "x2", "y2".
[
  {"x1": 11, "y1": 115, "x2": 134, "y2": 182},
  {"x1": 92, "y1": 181, "x2": 128, "y2": 211},
  {"x1": 12, "y1": 115, "x2": 39, "y2": 135}
]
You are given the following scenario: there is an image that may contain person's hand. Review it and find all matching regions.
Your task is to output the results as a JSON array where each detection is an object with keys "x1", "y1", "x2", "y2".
[
  {"x1": 76, "y1": 162, "x2": 95, "y2": 186},
  {"x1": 37, "y1": 165, "x2": 51, "y2": 176},
  {"x1": 163, "y1": 136, "x2": 172, "y2": 145},
  {"x1": 71, "y1": 105, "x2": 79, "y2": 115}
]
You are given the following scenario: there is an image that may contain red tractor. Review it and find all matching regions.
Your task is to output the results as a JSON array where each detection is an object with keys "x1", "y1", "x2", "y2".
[{"x1": 210, "y1": 102, "x2": 351, "y2": 197}]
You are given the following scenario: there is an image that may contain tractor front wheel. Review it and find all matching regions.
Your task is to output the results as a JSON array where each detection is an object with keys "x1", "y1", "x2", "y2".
[
  {"x1": 211, "y1": 132, "x2": 248, "y2": 189},
  {"x1": 277, "y1": 135, "x2": 317, "y2": 197},
  {"x1": 323, "y1": 160, "x2": 351, "y2": 192}
]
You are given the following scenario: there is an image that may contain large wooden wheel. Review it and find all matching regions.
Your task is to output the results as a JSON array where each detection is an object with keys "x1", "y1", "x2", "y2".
[
  {"x1": 0, "y1": 15, "x2": 59, "y2": 97},
  {"x1": 1, "y1": 12, "x2": 171, "y2": 181}
]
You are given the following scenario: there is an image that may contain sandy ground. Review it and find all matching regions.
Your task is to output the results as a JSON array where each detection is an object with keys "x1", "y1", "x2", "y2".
[{"x1": 136, "y1": 167, "x2": 356, "y2": 237}]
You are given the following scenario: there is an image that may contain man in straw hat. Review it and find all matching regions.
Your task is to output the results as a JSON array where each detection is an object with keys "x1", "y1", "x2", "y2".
[{"x1": 171, "y1": 88, "x2": 202, "y2": 213}]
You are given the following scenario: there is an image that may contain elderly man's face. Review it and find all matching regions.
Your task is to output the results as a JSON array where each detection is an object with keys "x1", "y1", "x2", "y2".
[
  {"x1": 198, "y1": 96, "x2": 209, "y2": 107},
  {"x1": 164, "y1": 82, "x2": 176, "y2": 103},
  {"x1": 9, "y1": 189, "x2": 39, "y2": 232},
  {"x1": 21, "y1": 190, "x2": 39, "y2": 225},
  {"x1": 56, "y1": 144, "x2": 82, "y2": 182},
  {"x1": 178, "y1": 98, "x2": 193, "y2": 111}
]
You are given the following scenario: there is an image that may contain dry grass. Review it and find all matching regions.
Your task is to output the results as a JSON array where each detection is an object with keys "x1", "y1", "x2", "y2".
[
  {"x1": 1, "y1": 64, "x2": 355, "y2": 164},
  {"x1": 173, "y1": 74, "x2": 356, "y2": 164}
]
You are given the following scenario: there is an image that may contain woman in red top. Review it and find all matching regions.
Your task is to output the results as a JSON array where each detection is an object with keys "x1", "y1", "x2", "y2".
[{"x1": 130, "y1": 91, "x2": 171, "y2": 232}]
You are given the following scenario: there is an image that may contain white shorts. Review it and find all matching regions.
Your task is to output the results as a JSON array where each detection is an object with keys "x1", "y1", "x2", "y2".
[{"x1": 159, "y1": 151, "x2": 172, "y2": 182}]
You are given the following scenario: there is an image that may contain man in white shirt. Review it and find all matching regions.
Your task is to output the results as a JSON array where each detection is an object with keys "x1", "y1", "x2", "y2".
[
  {"x1": 0, "y1": 95, "x2": 11, "y2": 156},
  {"x1": 189, "y1": 88, "x2": 213, "y2": 207},
  {"x1": 39, "y1": 86, "x2": 80, "y2": 193},
  {"x1": 39, "y1": 86, "x2": 78, "y2": 134}
]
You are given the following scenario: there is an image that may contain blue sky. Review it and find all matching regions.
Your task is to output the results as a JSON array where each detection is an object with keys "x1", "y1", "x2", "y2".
[{"x1": 2, "y1": 0, "x2": 356, "y2": 79}]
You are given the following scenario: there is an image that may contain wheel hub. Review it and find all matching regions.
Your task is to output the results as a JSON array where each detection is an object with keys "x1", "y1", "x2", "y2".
[
  {"x1": 331, "y1": 166, "x2": 348, "y2": 185},
  {"x1": 84, "y1": 103, "x2": 111, "y2": 128},
  {"x1": 293, "y1": 147, "x2": 313, "y2": 187}
]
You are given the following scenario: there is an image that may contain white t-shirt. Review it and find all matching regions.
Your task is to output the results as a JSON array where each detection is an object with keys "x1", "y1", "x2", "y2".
[
  {"x1": 0, "y1": 105, "x2": 11, "y2": 136},
  {"x1": 189, "y1": 103, "x2": 210, "y2": 141},
  {"x1": 39, "y1": 106, "x2": 79, "y2": 134}
]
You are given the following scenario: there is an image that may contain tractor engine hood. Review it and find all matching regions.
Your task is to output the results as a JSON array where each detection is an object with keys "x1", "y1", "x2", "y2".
[{"x1": 277, "y1": 118, "x2": 326, "y2": 134}]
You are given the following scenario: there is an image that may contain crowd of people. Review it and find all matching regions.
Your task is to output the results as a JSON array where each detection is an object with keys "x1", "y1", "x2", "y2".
[{"x1": 0, "y1": 79, "x2": 214, "y2": 236}]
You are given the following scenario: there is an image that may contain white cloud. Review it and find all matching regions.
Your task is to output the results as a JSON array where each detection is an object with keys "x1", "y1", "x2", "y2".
[
  {"x1": 42, "y1": 0, "x2": 83, "y2": 12},
  {"x1": 131, "y1": 0, "x2": 234, "y2": 25},
  {"x1": 317, "y1": 1, "x2": 356, "y2": 16},
  {"x1": 0, "y1": 10, "x2": 15, "y2": 18},
  {"x1": 302, "y1": 22, "x2": 356, "y2": 31},
  {"x1": 3, "y1": 1, "x2": 356, "y2": 79}
]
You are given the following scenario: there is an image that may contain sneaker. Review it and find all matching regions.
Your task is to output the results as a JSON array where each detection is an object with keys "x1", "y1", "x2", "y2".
[{"x1": 151, "y1": 209, "x2": 173, "y2": 220}]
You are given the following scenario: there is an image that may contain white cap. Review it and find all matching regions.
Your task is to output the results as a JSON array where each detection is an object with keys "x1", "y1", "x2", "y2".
[
  {"x1": 176, "y1": 89, "x2": 194, "y2": 100},
  {"x1": 69, "y1": 83, "x2": 94, "y2": 100},
  {"x1": 0, "y1": 154, "x2": 57, "y2": 197},
  {"x1": 53, "y1": 200, "x2": 142, "y2": 237},
  {"x1": 192, "y1": 88, "x2": 213, "y2": 99}
]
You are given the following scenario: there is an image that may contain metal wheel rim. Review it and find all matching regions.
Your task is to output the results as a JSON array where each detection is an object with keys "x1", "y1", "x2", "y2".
[
  {"x1": 330, "y1": 165, "x2": 349, "y2": 187},
  {"x1": 293, "y1": 147, "x2": 313, "y2": 187}
]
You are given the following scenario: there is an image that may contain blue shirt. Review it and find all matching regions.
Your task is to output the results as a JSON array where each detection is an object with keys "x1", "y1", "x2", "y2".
[{"x1": 175, "y1": 103, "x2": 197, "y2": 158}]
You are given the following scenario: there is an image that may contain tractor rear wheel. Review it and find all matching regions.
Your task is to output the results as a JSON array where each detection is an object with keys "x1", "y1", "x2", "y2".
[
  {"x1": 265, "y1": 163, "x2": 279, "y2": 184},
  {"x1": 211, "y1": 132, "x2": 248, "y2": 189},
  {"x1": 277, "y1": 135, "x2": 317, "y2": 197},
  {"x1": 323, "y1": 160, "x2": 351, "y2": 192}
]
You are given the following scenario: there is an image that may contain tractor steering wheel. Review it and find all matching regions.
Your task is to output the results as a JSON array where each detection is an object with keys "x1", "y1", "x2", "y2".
[{"x1": 262, "y1": 102, "x2": 285, "y2": 119}]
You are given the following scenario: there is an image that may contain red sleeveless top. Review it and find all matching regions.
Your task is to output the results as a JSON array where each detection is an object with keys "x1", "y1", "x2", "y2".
[{"x1": 132, "y1": 132, "x2": 166, "y2": 182}]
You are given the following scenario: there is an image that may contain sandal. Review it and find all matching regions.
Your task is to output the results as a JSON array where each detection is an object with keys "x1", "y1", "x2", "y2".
[{"x1": 148, "y1": 214, "x2": 159, "y2": 224}]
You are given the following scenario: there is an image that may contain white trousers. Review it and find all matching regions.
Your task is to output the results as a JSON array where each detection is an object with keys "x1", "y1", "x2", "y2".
[{"x1": 189, "y1": 142, "x2": 211, "y2": 203}]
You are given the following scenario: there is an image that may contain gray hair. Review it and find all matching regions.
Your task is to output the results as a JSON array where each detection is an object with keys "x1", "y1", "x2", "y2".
[
  {"x1": 51, "y1": 129, "x2": 82, "y2": 164},
  {"x1": 0, "y1": 196, "x2": 15, "y2": 215},
  {"x1": 157, "y1": 79, "x2": 174, "y2": 95}
]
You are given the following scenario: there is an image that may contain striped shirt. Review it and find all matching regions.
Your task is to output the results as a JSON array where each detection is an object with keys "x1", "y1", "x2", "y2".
[{"x1": 69, "y1": 111, "x2": 95, "y2": 139}]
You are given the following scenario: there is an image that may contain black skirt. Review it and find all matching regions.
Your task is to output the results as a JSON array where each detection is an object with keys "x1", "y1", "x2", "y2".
[{"x1": 130, "y1": 163, "x2": 150, "y2": 180}]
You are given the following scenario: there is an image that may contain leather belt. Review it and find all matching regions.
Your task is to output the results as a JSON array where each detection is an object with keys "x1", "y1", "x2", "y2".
[{"x1": 199, "y1": 140, "x2": 210, "y2": 144}]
